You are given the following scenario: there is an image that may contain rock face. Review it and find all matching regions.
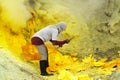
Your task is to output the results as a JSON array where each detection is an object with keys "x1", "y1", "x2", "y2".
[
  {"x1": 0, "y1": 48, "x2": 43, "y2": 80},
  {"x1": 26, "y1": 0, "x2": 120, "y2": 59},
  {"x1": 108, "y1": 70, "x2": 120, "y2": 80}
]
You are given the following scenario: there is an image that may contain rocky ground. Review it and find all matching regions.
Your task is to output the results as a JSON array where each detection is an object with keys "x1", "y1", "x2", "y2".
[
  {"x1": 1, "y1": 46, "x2": 120, "y2": 80},
  {"x1": 0, "y1": 47, "x2": 42, "y2": 80}
]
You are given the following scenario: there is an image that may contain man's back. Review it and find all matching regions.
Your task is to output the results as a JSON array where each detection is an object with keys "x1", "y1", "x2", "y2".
[{"x1": 32, "y1": 25, "x2": 58, "y2": 42}]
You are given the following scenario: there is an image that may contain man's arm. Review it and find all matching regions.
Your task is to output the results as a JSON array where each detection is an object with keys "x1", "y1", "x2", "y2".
[{"x1": 50, "y1": 39, "x2": 70, "y2": 47}]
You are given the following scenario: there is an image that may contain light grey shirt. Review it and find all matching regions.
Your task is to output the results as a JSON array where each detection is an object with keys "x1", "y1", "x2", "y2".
[{"x1": 32, "y1": 25, "x2": 59, "y2": 42}]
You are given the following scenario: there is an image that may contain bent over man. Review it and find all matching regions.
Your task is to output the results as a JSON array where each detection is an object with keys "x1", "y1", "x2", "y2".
[{"x1": 31, "y1": 21, "x2": 70, "y2": 76}]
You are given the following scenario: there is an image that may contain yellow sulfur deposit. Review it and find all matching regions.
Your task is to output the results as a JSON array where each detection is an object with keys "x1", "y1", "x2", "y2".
[
  {"x1": 78, "y1": 75, "x2": 93, "y2": 80},
  {"x1": 58, "y1": 70, "x2": 78, "y2": 80},
  {"x1": 21, "y1": 43, "x2": 40, "y2": 60}
]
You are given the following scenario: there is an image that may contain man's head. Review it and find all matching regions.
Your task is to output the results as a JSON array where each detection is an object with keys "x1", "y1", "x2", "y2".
[{"x1": 56, "y1": 21, "x2": 67, "y2": 33}]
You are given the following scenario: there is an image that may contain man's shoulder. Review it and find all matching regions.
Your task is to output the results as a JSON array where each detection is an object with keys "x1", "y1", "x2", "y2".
[{"x1": 47, "y1": 25, "x2": 57, "y2": 30}]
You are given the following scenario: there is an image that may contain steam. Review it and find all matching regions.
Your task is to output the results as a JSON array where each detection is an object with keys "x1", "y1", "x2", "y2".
[
  {"x1": 58, "y1": 0, "x2": 105, "y2": 21},
  {"x1": 0, "y1": 0, "x2": 32, "y2": 33}
]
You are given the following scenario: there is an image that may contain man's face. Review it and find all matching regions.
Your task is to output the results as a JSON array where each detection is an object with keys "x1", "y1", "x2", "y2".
[{"x1": 61, "y1": 25, "x2": 66, "y2": 31}]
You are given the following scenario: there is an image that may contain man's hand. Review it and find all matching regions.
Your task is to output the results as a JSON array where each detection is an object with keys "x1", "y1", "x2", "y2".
[
  {"x1": 59, "y1": 44, "x2": 63, "y2": 47},
  {"x1": 59, "y1": 39, "x2": 70, "y2": 47},
  {"x1": 64, "y1": 39, "x2": 70, "y2": 44}
]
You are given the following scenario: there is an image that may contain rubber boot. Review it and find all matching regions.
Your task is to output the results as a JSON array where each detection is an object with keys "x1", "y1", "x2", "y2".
[{"x1": 40, "y1": 60, "x2": 53, "y2": 76}]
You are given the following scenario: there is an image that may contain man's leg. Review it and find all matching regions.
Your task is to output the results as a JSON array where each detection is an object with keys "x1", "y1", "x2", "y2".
[{"x1": 36, "y1": 45, "x2": 52, "y2": 76}]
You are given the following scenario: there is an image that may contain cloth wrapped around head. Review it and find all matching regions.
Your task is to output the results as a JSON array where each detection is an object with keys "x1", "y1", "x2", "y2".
[
  {"x1": 56, "y1": 21, "x2": 67, "y2": 33},
  {"x1": 56, "y1": 21, "x2": 67, "y2": 40}
]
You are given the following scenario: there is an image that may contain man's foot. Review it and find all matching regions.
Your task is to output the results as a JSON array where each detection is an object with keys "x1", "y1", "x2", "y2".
[{"x1": 41, "y1": 73, "x2": 53, "y2": 76}]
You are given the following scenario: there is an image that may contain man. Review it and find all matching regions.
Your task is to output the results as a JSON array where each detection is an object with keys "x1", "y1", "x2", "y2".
[{"x1": 31, "y1": 21, "x2": 70, "y2": 76}]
